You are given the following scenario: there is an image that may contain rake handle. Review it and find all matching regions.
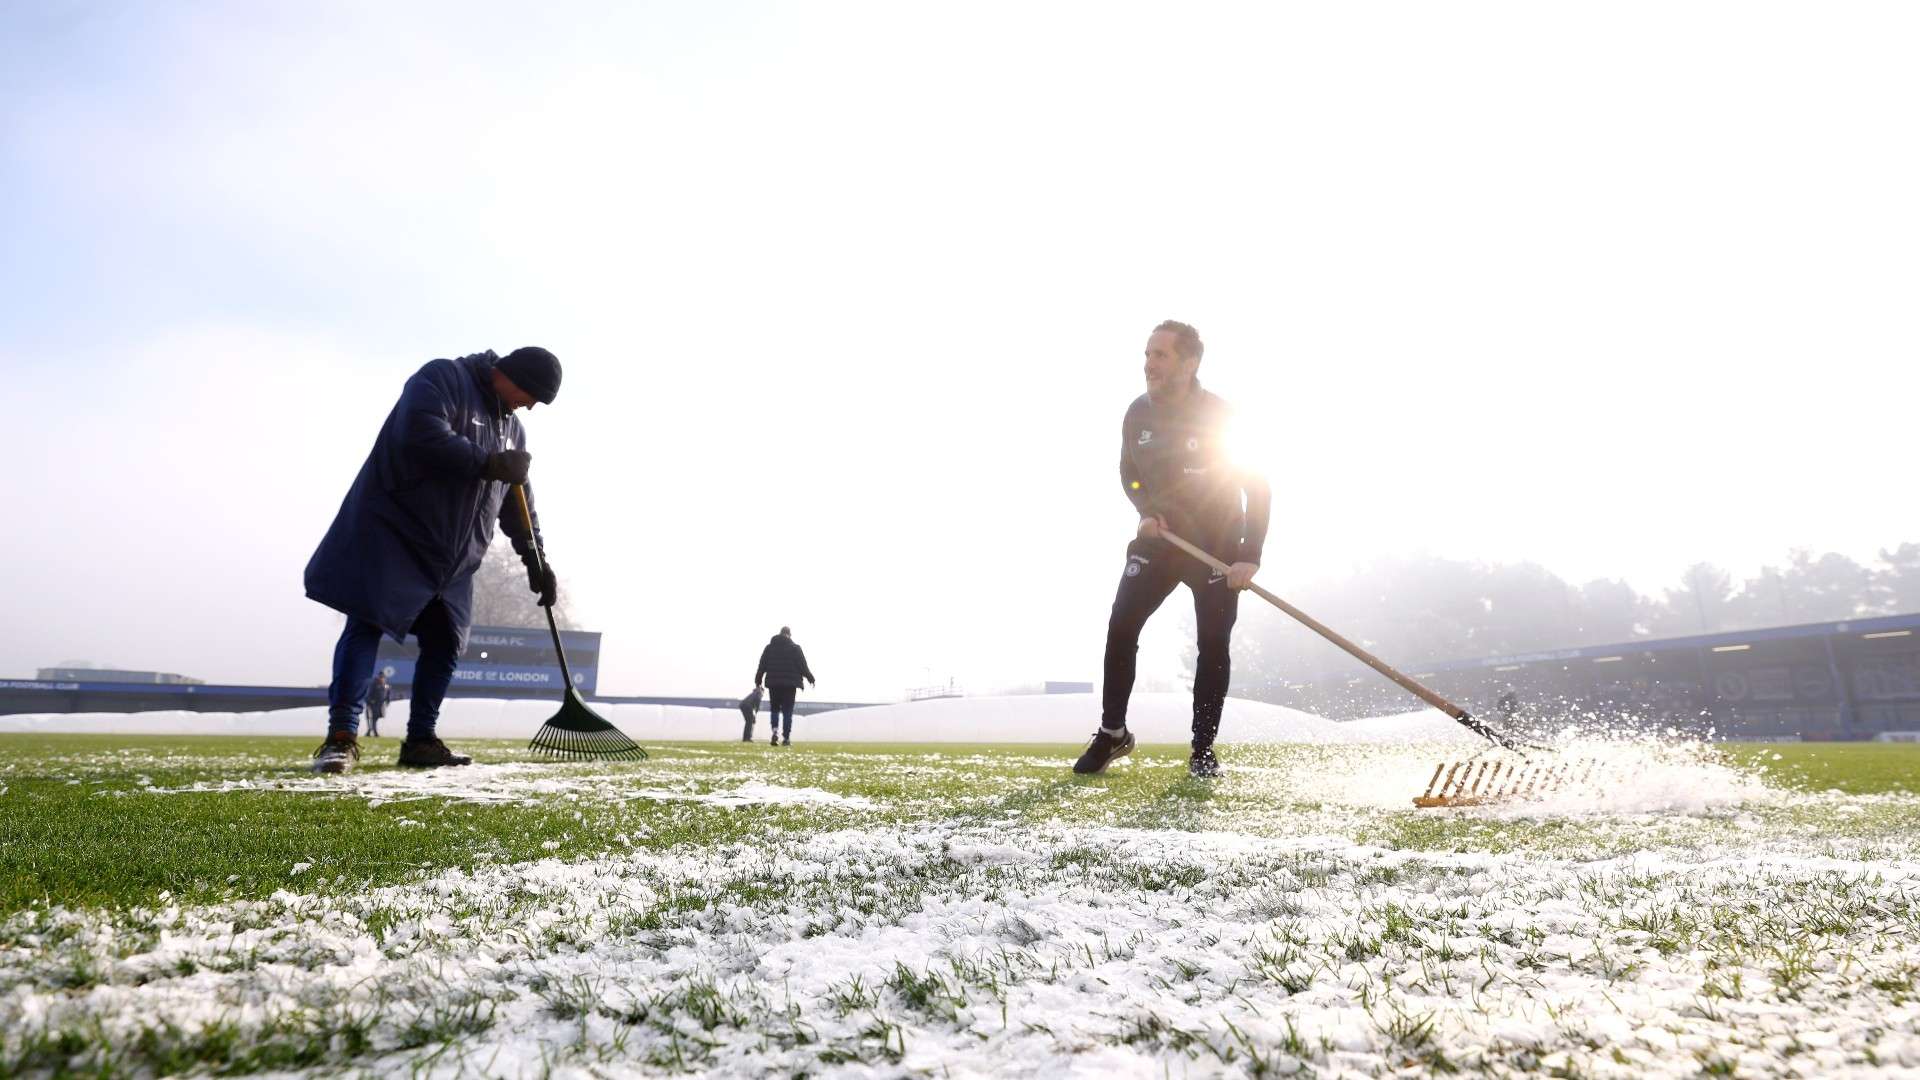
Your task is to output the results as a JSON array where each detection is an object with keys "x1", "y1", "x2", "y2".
[
  {"x1": 512, "y1": 483, "x2": 576, "y2": 695},
  {"x1": 1157, "y1": 529, "x2": 1524, "y2": 751}
]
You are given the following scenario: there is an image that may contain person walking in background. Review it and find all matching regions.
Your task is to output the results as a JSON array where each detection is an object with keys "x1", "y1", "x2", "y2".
[
  {"x1": 364, "y1": 672, "x2": 392, "y2": 737},
  {"x1": 1075, "y1": 320, "x2": 1271, "y2": 779},
  {"x1": 304, "y1": 346, "x2": 565, "y2": 774},
  {"x1": 754, "y1": 626, "x2": 816, "y2": 746}
]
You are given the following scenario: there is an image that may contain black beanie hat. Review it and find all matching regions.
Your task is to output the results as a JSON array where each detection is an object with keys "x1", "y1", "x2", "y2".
[{"x1": 496, "y1": 346, "x2": 562, "y2": 404}]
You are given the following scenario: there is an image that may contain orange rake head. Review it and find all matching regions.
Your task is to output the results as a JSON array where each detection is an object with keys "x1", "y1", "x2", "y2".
[{"x1": 1413, "y1": 755, "x2": 1600, "y2": 808}]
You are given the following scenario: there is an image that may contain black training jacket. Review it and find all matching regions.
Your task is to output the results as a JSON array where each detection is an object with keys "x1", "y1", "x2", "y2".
[
  {"x1": 755, "y1": 635, "x2": 816, "y2": 690},
  {"x1": 1118, "y1": 383, "x2": 1272, "y2": 563}
]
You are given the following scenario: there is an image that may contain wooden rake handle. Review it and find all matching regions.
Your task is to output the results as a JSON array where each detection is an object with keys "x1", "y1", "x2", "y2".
[
  {"x1": 1157, "y1": 529, "x2": 1525, "y2": 751},
  {"x1": 512, "y1": 483, "x2": 546, "y2": 575}
]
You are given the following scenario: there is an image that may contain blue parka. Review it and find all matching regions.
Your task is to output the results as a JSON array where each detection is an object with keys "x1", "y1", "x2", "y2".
[{"x1": 304, "y1": 352, "x2": 543, "y2": 650}]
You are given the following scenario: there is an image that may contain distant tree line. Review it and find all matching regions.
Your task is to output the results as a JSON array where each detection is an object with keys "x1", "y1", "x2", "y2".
[{"x1": 1196, "y1": 542, "x2": 1920, "y2": 696}]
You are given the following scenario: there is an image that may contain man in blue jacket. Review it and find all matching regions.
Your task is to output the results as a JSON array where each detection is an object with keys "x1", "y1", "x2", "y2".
[{"x1": 304, "y1": 347, "x2": 563, "y2": 774}]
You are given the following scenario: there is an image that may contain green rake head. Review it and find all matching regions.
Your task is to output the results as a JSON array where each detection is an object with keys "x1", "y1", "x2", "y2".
[{"x1": 528, "y1": 687, "x2": 648, "y2": 761}]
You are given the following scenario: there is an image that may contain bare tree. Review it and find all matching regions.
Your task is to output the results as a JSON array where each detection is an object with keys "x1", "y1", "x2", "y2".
[
  {"x1": 1649, "y1": 562, "x2": 1737, "y2": 635},
  {"x1": 1574, "y1": 578, "x2": 1651, "y2": 644},
  {"x1": 469, "y1": 537, "x2": 579, "y2": 629},
  {"x1": 1872, "y1": 543, "x2": 1920, "y2": 614}
]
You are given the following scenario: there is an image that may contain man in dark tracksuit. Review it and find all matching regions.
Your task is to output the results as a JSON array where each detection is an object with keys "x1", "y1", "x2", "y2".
[
  {"x1": 304, "y1": 347, "x2": 564, "y2": 774},
  {"x1": 754, "y1": 627, "x2": 816, "y2": 746},
  {"x1": 1075, "y1": 320, "x2": 1271, "y2": 778}
]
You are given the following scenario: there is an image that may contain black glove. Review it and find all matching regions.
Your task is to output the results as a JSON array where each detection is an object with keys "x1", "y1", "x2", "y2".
[
  {"x1": 524, "y1": 558, "x2": 557, "y2": 607},
  {"x1": 483, "y1": 449, "x2": 531, "y2": 484}
]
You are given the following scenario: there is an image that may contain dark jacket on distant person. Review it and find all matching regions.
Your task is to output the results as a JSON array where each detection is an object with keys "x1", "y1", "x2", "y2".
[
  {"x1": 304, "y1": 352, "x2": 543, "y2": 650},
  {"x1": 756, "y1": 635, "x2": 815, "y2": 690},
  {"x1": 1118, "y1": 383, "x2": 1272, "y2": 564}
]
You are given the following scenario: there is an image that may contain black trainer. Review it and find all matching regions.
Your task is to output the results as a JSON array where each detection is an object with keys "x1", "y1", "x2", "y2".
[
  {"x1": 1073, "y1": 729, "x2": 1135, "y2": 775},
  {"x1": 397, "y1": 737, "x2": 473, "y2": 768},
  {"x1": 311, "y1": 732, "x2": 360, "y2": 775},
  {"x1": 1189, "y1": 747, "x2": 1222, "y2": 778}
]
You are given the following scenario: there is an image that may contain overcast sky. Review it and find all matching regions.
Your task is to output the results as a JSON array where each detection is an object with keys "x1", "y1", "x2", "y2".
[{"x1": 3, "y1": 1, "x2": 1915, "y2": 700}]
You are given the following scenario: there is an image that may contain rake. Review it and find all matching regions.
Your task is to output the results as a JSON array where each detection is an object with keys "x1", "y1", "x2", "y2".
[
  {"x1": 1157, "y1": 529, "x2": 1550, "y2": 808},
  {"x1": 512, "y1": 484, "x2": 648, "y2": 761},
  {"x1": 1413, "y1": 754, "x2": 1602, "y2": 807}
]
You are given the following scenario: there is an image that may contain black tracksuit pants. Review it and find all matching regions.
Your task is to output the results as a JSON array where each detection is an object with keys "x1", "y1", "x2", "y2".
[
  {"x1": 1101, "y1": 536, "x2": 1240, "y2": 750},
  {"x1": 768, "y1": 686, "x2": 797, "y2": 741}
]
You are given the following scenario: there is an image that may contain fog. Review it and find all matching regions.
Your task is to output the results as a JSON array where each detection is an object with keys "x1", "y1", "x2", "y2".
[{"x1": 4, "y1": 2, "x2": 1915, "y2": 700}]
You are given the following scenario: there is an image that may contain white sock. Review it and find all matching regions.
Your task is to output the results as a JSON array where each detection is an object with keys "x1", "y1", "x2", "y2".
[{"x1": 1101, "y1": 724, "x2": 1127, "y2": 738}]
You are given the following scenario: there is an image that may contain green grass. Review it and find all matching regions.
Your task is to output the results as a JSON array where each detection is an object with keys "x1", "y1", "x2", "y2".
[
  {"x1": 0, "y1": 736, "x2": 866, "y2": 912},
  {"x1": 1, "y1": 735, "x2": 1916, "y2": 914},
  {"x1": 1, "y1": 735, "x2": 1918, "y2": 1077},
  {"x1": 1717, "y1": 741, "x2": 1920, "y2": 795}
]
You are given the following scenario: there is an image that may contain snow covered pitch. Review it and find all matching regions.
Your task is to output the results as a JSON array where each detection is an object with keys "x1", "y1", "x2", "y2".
[{"x1": 1, "y1": 702, "x2": 1917, "y2": 1077}]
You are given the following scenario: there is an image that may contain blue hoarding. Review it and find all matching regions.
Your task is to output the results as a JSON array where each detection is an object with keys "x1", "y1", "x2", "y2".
[
  {"x1": 375, "y1": 624, "x2": 600, "y2": 695},
  {"x1": 376, "y1": 659, "x2": 586, "y2": 691}
]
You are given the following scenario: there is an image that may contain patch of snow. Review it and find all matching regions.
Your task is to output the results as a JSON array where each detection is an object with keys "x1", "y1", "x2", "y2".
[
  {"x1": 133, "y1": 764, "x2": 878, "y2": 810},
  {"x1": 4, "y1": 822, "x2": 1916, "y2": 1077}
]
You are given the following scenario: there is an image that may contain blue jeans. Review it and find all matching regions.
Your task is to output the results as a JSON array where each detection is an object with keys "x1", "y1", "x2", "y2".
[{"x1": 327, "y1": 599, "x2": 460, "y2": 740}]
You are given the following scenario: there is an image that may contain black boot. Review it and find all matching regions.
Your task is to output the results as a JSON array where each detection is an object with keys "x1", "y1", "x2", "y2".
[
  {"x1": 311, "y1": 732, "x2": 360, "y2": 775},
  {"x1": 397, "y1": 737, "x2": 473, "y2": 768},
  {"x1": 1072, "y1": 729, "x2": 1135, "y2": 774},
  {"x1": 1188, "y1": 746, "x2": 1221, "y2": 778}
]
